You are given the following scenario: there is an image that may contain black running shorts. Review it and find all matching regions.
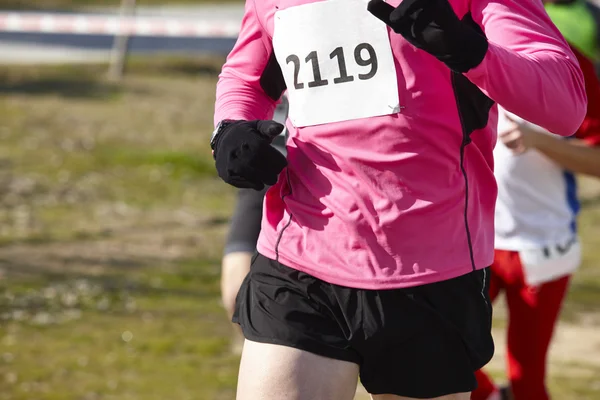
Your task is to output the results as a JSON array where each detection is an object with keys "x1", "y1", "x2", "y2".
[{"x1": 233, "y1": 253, "x2": 495, "y2": 398}]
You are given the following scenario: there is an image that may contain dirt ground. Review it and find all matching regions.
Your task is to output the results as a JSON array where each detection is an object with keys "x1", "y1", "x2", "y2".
[{"x1": 1, "y1": 62, "x2": 599, "y2": 400}]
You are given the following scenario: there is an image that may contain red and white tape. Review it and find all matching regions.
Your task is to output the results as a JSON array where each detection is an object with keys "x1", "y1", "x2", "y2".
[{"x1": 0, "y1": 12, "x2": 240, "y2": 38}]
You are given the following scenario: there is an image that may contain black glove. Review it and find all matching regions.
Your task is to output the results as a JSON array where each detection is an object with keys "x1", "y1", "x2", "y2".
[
  {"x1": 367, "y1": 0, "x2": 488, "y2": 73},
  {"x1": 212, "y1": 120, "x2": 287, "y2": 190}
]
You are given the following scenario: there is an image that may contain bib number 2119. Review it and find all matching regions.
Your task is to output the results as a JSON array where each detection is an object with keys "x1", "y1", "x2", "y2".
[
  {"x1": 272, "y1": 0, "x2": 399, "y2": 126},
  {"x1": 286, "y1": 43, "x2": 378, "y2": 90}
]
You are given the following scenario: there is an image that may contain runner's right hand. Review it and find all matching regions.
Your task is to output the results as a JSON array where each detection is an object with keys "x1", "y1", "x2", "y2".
[{"x1": 212, "y1": 120, "x2": 287, "y2": 190}]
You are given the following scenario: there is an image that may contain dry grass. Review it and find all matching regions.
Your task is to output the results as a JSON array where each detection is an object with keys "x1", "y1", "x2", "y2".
[{"x1": 0, "y1": 58, "x2": 598, "y2": 399}]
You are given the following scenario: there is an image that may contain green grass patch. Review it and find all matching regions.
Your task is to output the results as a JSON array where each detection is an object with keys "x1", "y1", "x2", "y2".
[
  {"x1": 0, "y1": 59, "x2": 599, "y2": 400},
  {"x1": 0, "y1": 257, "x2": 237, "y2": 400},
  {"x1": 96, "y1": 147, "x2": 215, "y2": 178}
]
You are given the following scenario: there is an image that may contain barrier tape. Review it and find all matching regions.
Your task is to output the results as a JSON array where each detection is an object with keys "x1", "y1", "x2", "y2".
[{"x1": 0, "y1": 12, "x2": 240, "y2": 38}]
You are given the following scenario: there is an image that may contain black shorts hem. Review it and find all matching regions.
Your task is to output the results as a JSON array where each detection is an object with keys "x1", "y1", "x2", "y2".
[{"x1": 235, "y1": 329, "x2": 361, "y2": 365}]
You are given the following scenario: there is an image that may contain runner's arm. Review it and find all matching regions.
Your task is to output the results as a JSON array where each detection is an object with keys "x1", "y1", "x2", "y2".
[
  {"x1": 466, "y1": 0, "x2": 587, "y2": 136},
  {"x1": 524, "y1": 135, "x2": 600, "y2": 177},
  {"x1": 214, "y1": 0, "x2": 284, "y2": 127},
  {"x1": 519, "y1": 47, "x2": 600, "y2": 178}
]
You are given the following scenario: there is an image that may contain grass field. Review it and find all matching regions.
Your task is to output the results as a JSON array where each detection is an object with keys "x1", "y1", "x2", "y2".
[{"x1": 0, "y1": 59, "x2": 599, "y2": 400}]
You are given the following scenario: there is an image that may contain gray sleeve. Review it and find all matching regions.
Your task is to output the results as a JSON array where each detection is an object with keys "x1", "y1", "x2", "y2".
[{"x1": 271, "y1": 95, "x2": 289, "y2": 154}]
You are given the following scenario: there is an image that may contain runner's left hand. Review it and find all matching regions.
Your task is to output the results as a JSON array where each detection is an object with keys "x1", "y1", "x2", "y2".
[{"x1": 500, "y1": 115, "x2": 539, "y2": 154}]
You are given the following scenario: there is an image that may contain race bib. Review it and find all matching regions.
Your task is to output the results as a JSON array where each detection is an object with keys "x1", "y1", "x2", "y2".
[
  {"x1": 519, "y1": 238, "x2": 582, "y2": 286},
  {"x1": 273, "y1": 0, "x2": 400, "y2": 127}
]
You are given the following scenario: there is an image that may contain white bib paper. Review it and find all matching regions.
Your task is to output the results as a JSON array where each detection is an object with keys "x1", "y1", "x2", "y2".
[
  {"x1": 519, "y1": 238, "x2": 582, "y2": 286},
  {"x1": 273, "y1": 0, "x2": 400, "y2": 127}
]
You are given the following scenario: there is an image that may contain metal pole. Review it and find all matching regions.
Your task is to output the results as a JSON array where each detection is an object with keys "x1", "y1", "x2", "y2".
[{"x1": 107, "y1": 0, "x2": 137, "y2": 81}]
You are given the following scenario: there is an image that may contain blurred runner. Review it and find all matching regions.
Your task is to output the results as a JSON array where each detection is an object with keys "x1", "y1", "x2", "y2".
[{"x1": 472, "y1": 2, "x2": 600, "y2": 399}]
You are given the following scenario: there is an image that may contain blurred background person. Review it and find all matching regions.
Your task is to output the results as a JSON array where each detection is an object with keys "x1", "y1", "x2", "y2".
[
  {"x1": 545, "y1": 0, "x2": 599, "y2": 61},
  {"x1": 472, "y1": 1, "x2": 600, "y2": 398},
  {"x1": 585, "y1": 0, "x2": 600, "y2": 73}
]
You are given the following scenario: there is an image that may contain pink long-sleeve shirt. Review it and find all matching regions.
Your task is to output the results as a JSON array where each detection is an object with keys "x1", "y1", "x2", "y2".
[{"x1": 214, "y1": 0, "x2": 586, "y2": 289}]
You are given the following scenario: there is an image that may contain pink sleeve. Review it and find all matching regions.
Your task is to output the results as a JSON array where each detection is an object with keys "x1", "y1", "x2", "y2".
[
  {"x1": 465, "y1": 0, "x2": 587, "y2": 136},
  {"x1": 214, "y1": 0, "x2": 279, "y2": 127}
]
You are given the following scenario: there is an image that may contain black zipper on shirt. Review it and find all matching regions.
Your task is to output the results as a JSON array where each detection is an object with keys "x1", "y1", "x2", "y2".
[
  {"x1": 456, "y1": 113, "x2": 477, "y2": 272},
  {"x1": 274, "y1": 168, "x2": 294, "y2": 262},
  {"x1": 450, "y1": 13, "x2": 495, "y2": 272}
]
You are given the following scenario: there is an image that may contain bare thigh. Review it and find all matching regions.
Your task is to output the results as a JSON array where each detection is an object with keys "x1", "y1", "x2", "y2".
[
  {"x1": 371, "y1": 392, "x2": 471, "y2": 400},
  {"x1": 236, "y1": 340, "x2": 359, "y2": 400}
]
